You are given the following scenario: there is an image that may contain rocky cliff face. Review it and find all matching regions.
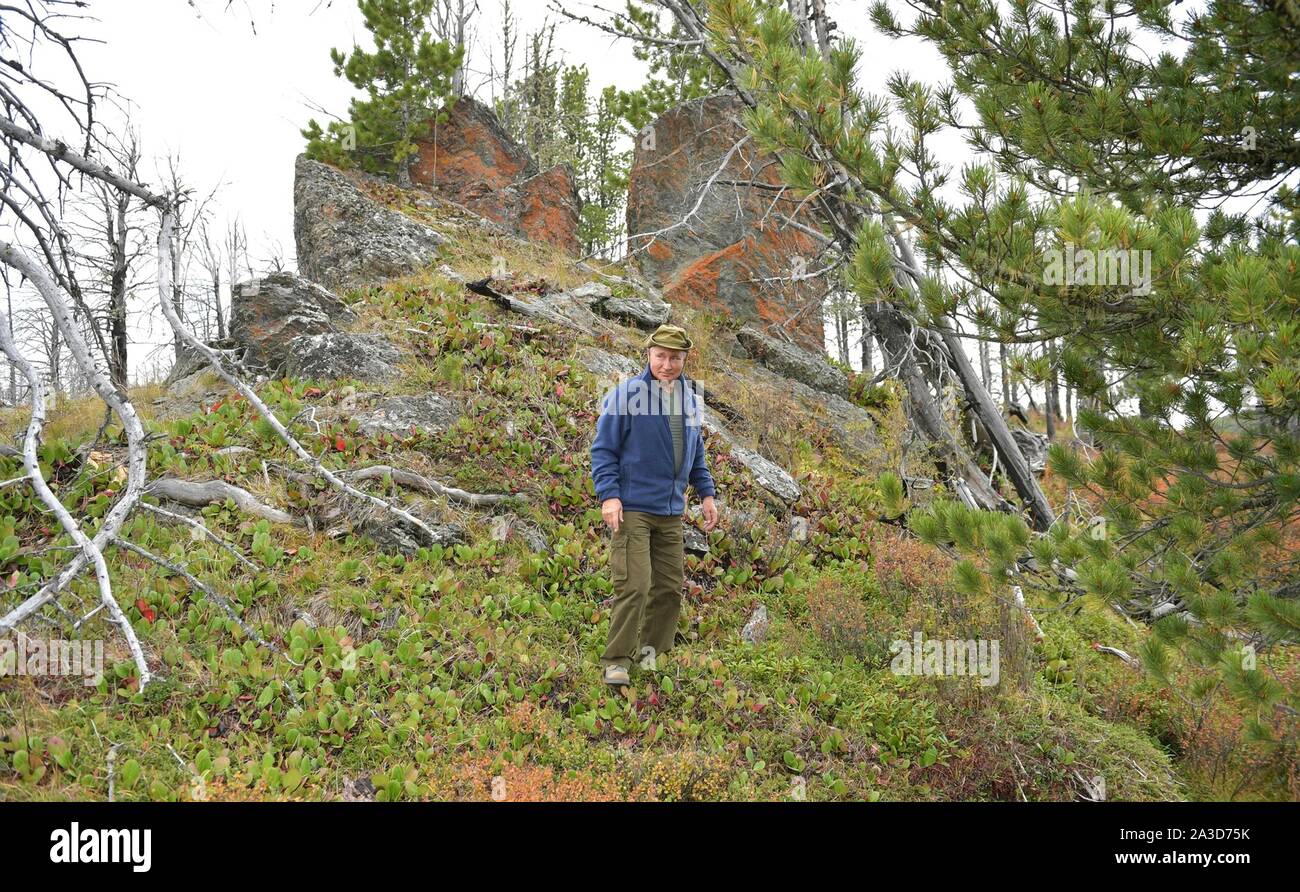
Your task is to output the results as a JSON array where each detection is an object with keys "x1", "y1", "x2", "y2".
[
  {"x1": 626, "y1": 93, "x2": 826, "y2": 352},
  {"x1": 409, "y1": 97, "x2": 581, "y2": 256}
]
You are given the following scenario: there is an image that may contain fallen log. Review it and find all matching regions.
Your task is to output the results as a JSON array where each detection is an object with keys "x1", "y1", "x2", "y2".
[{"x1": 146, "y1": 477, "x2": 295, "y2": 525}]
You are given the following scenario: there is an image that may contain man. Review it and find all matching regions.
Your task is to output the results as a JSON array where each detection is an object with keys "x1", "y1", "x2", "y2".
[{"x1": 590, "y1": 323, "x2": 719, "y2": 687}]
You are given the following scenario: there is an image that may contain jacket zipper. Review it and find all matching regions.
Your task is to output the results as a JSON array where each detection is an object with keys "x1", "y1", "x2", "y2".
[{"x1": 665, "y1": 379, "x2": 689, "y2": 514}]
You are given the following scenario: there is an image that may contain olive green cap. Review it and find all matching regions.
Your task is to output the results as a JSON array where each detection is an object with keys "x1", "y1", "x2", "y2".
[{"x1": 643, "y1": 323, "x2": 693, "y2": 351}]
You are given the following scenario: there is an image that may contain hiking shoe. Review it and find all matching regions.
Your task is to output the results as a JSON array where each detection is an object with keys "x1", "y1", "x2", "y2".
[{"x1": 603, "y1": 664, "x2": 630, "y2": 686}]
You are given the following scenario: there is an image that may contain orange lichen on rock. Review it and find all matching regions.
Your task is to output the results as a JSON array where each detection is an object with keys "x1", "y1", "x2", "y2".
[
  {"x1": 410, "y1": 97, "x2": 580, "y2": 256},
  {"x1": 519, "y1": 164, "x2": 581, "y2": 254},
  {"x1": 626, "y1": 93, "x2": 826, "y2": 346}
]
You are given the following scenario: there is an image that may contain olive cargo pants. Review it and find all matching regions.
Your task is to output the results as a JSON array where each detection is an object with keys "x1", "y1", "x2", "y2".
[{"x1": 600, "y1": 510, "x2": 685, "y2": 671}]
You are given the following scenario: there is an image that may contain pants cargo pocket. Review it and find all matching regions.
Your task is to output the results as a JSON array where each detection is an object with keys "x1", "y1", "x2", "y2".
[{"x1": 610, "y1": 534, "x2": 628, "y2": 587}]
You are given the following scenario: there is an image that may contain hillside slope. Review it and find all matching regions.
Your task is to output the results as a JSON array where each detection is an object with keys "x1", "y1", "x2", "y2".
[{"x1": 0, "y1": 167, "x2": 1232, "y2": 802}]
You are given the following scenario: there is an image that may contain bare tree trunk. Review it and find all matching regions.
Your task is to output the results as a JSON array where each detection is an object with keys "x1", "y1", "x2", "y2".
[
  {"x1": 107, "y1": 185, "x2": 130, "y2": 390},
  {"x1": 48, "y1": 324, "x2": 61, "y2": 403},
  {"x1": 1045, "y1": 342, "x2": 1058, "y2": 441},
  {"x1": 5, "y1": 281, "x2": 16, "y2": 405},
  {"x1": 999, "y1": 340, "x2": 1011, "y2": 409},
  {"x1": 787, "y1": 0, "x2": 814, "y2": 51},
  {"x1": 861, "y1": 314, "x2": 874, "y2": 375},
  {"x1": 889, "y1": 229, "x2": 1055, "y2": 530},
  {"x1": 809, "y1": 0, "x2": 834, "y2": 56},
  {"x1": 434, "y1": 0, "x2": 476, "y2": 95},
  {"x1": 867, "y1": 303, "x2": 1010, "y2": 513},
  {"x1": 223, "y1": 217, "x2": 248, "y2": 339},
  {"x1": 979, "y1": 331, "x2": 991, "y2": 393},
  {"x1": 835, "y1": 305, "x2": 849, "y2": 366}
]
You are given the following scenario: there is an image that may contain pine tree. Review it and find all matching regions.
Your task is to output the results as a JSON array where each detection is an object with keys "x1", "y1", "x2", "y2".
[
  {"x1": 862, "y1": 0, "x2": 1299, "y2": 750},
  {"x1": 490, "y1": 18, "x2": 630, "y2": 258},
  {"x1": 301, "y1": 0, "x2": 465, "y2": 187}
]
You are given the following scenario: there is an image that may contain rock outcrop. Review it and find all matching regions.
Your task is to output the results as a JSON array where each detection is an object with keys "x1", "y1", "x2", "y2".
[
  {"x1": 228, "y1": 271, "x2": 356, "y2": 370},
  {"x1": 410, "y1": 97, "x2": 581, "y2": 255},
  {"x1": 294, "y1": 154, "x2": 445, "y2": 294},
  {"x1": 597, "y1": 288, "x2": 672, "y2": 331},
  {"x1": 735, "y1": 325, "x2": 849, "y2": 397},
  {"x1": 477, "y1": 277, "x2": 671, "y2": 336},
  {"x1": 284, "y1": 331, "x2": 405, "y2": 383},
  {"x1": 342, "y1": 391, "x2": 462, "y2": 439},
  {"x1": 167, "y1": 268, "x2": 408, "y2": 389},
  {"x1": 626, "y1": 93, "x2": 826, "y2": 351}
]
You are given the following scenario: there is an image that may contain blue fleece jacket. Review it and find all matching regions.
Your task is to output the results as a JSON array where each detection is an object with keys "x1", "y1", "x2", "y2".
[{"x1": 590, "y1": 362, "x2": 717, "y2": 516}]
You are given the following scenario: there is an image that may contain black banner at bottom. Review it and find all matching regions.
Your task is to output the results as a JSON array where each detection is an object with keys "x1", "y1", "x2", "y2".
[{"x1": 4, "y1": 800, "x2": 1289, "y2": 878}]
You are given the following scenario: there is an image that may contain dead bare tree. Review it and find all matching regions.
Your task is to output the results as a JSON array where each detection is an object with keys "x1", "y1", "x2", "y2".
[
  {"x1": 0, "y1": 1, "x2": 505, "y2": 690},
  {"x1": 432, "y1": 0, "x2": 480, "y2": 95},
  {"x1": 156, "y1": 153, "x2": 222, "y2": 360},
  {"x1": 195, "y1": 220, "x2": 225, "y2": 341},
  {"x1": 224, "y1": 216, "x2": 251, "y2": 329},
  {"x1": 58, "y1": 120, "x2": 154, "y2": 390}
]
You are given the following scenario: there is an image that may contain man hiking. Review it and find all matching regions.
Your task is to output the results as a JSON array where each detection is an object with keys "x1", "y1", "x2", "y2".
[{"x1": 590, "y1": 324, "x2": 719, "y2": 687}]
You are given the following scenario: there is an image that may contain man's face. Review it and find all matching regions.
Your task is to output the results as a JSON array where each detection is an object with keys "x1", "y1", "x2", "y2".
[{"x1": 649, "y1": 346, "x2": 686, "y2": 385}]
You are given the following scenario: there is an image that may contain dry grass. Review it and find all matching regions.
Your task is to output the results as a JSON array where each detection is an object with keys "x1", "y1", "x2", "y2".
[{"x1": 0, "y1": 382, "x2": 168, "y2": 444}]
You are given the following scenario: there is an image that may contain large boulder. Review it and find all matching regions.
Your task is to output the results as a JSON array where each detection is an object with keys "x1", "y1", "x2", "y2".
[
  {"x1": 410, "y1": 98, "x2": 581, "y2": 255},
  {"x1": 351, "y1": 392, "x2": 462, "y2": 439},
  {"x1": 411, "y1": 97, "x2": 534, "y2": 195},
  {"x1": 575, "y1": 344, "x2": 642, "y2": 385},
  {"x1": 626, "y1": 93, "x2": 826, "y2": 351},
  {"x1": 519, "y1": 164, "x2": 583, "y2": 255},
  {"x1": 228, "y1": 271, "x2": 356, "y2": 371},
  {"x1": 284, "y1": 332, "x2": 406, "y2": 383},
  {"x1": 164, "y1": 271, "x2": 367, "y2": 385},
  {"x1": 167, "y1": 268, "x2": 407, "y2": 385},
  {"x1": 597, "y1": 288, "x2": 672, "y2": 331},
  {"x1": 735, "y1": 325, "x2": 849, "y2": 397},
  {"x1": 294, "y1": 154, "x2": 446, "y2": 293}
]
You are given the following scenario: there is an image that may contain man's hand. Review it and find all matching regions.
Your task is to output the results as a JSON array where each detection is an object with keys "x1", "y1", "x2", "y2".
[
  {"x1": 602, "y1": 497, "x2": 624, "y2": 533},
  {"x1": 700, "y1": 495, "x2": 718, "y2": 531}
]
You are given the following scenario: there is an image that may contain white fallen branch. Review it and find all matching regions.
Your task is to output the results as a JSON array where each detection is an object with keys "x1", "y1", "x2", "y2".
[
  {"x1": 112, "y1": 536, "x2": 276, "y2": 654},
  {"x1": 146, "y1": 477, "x2": 297, "y2": 526},
  {"x1": 343, "y1": 464, "x2": 524, "y2": 507},
  {"x1": 1012, "y1": 584, "x2": 1046, "y2": 641},
  {"x1": 1093, "y1": 644, "x2": 1138, "y2": 666},
  {"x1": 268, "y1": 461, "x2": 524, "y2": 508},
  {"x1": 0, "y1": 244, "x2": 152, "y2": 688}
]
